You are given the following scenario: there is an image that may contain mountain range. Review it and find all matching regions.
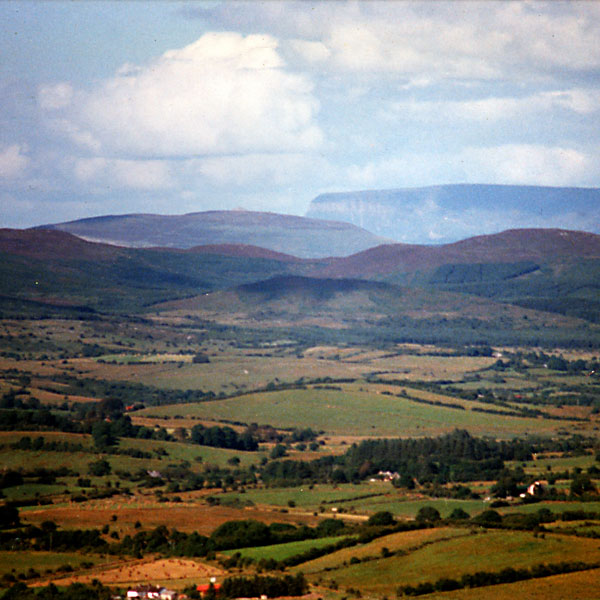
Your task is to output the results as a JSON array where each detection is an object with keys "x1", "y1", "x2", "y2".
[
  {"x1": 5, "y1": 181, "x2": 600, "y2": 347},
  {"x1": 3, "y1": 226, "x2": 600, "y2": 343}
]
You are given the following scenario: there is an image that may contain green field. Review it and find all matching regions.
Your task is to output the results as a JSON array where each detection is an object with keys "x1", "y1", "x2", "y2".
[
  {"x1": 0, "y1": 551, "x2": 112, "y2": 579},
  {"x1": 294, "y1": 527, "x2": 467, "y2": 572},
  {"x1": 218, "y1": 482, "x2": 387, "y2": 510},
  {"x1": 138, "y1": 388, "x2": 564, "y2": 438},
  {"x1": 221, "y1": 535, "x2": 350, "y2": 562},
  {"x1": 299, "y1": 530, "x2": 600, "y2": 595}
]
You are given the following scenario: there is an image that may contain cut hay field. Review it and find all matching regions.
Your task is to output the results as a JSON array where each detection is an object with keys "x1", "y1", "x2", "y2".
[
  {"x1": 138, "y1": 388, "x2": 564, "y2": 438},
  {"x1": 40, "y1": 557, "x2": 224, "y2": 589},
  {"x1": 299, "y1": 530, "x2": 600, "y2": 595}
]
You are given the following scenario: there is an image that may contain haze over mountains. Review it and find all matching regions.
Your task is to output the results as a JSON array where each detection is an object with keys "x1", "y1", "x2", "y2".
[
  {"x1": 6, "y1": 182, "x2": 599, "y2": 343},
  {"x1": 307, "y1": 184, "x2": 600, "y2": 244},
  {"x1": 36, "y1": 184, "x2": 600, "y2": 257}
]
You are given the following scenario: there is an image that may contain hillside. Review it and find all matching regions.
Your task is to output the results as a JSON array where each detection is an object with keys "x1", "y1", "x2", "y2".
[
  {"x1": 35, "y1": 209, "x2": 388, "y2": 259},
  {"x1": 313, "y1": 229, "x2": 600, "y2": 278},
  {"x1": 311, "y1": 229, "x2": 600, "y2": 323},
  {"x1": 306, "y1": 184, "x2": 600, "y2": 244},
  {"x1": 0, "y1": 229, "x2": 305, "y2": 314},
  {"x1": 3, "y1": 226, "x2": 600, "y2": 340}
]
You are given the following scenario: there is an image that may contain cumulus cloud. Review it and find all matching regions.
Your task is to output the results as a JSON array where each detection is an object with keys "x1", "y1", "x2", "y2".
[
  {"x1": 0, "y1": 144, "x2": 30, "y2": 179},
  {"x1": 39, "y1": 32, "x2": 323, "y2": 158}
]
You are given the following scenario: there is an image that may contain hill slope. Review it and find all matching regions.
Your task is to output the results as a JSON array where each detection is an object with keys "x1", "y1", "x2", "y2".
[
  {"x1": 0, "y1": 229, "x2": 309, "y2": 313},
  {"x1": 306, "y1": 184, "x2": 600, "y2": 244},
  {"x1": 35, "y1": 210, "x2": 388, "y2": 258},
  {"x1": 314, "y1": 229, "x2": 600, "y2": 278},
  {"x1": 312, "y1": 229, "x2": 600, "y2": 323}
]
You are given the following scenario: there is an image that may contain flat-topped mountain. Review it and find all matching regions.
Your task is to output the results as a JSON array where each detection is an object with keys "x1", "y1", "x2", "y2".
[
  {"x1": 306, "y1": 184, "x2": 600, "y2": 244},
  {"x1": 35, "y1": 209, "x2": 388, "y2": 259}
]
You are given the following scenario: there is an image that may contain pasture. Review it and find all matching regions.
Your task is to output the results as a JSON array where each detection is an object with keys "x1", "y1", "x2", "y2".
[
  {"x1": 299, "y1": 530, "x2": 600, "y2": 595},
  {"x1": 138, "y1": 387, "x2": 566, "y2": 438}
]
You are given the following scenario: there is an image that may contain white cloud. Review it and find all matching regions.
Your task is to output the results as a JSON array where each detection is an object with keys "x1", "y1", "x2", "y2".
[
  {"x1": 343, "y1": 143, "x2": 595, "y2": 190},
  {"x1": 460, "y1": 144, "x2": 591, "y2": 187},
  {"x1": 264, "y1": 2, "x2": 600, "y2": 83},
  {"x1": 189, "y1": 153, "x2": 324, "y2": 187},
  {"x1": 38, "y1": 83, "x2": 73, "y2": 110},
  {"x1": 73, "y1": 157, "x2": 172, "y2": 190},
  {"x1": 388, "y1": 88, "x2": 600, "y2": 124},
  {"x1": 0, "y1": 144, "x2": 30, "y2": 179},
  {"x1": 41, "y1": 32, "x2": 323, "y2": 158},
  {"x1": 289, "y1": 39, "x2": 331, "y2": 63}
]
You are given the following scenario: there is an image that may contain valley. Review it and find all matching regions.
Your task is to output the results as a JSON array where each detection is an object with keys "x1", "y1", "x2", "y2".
[{"x1": 1, "y1": 225, "x2": 600, "y2": 600}]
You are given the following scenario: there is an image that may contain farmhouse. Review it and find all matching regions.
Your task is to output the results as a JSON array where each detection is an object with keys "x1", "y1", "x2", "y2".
[{"x1": 127, "y1": 586, "x2": 177, "y2": 600}]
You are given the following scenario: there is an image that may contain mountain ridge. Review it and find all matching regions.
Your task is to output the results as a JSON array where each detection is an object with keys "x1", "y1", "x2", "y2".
[{"x1": 34, "y1": 209, "x2": 389, "y2": 259}]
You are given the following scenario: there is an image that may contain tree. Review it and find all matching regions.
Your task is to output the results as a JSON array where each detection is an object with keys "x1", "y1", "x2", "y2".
[
  {"x1": 0, "y1": 504, "x2": 20, "y2": 529},
  {"x1": 416, "y1": 506, "x2": 441, "y2": 523},
  {"x1": 270, "y1": 444, "x2": 287, "y2": 459},
  {"x1": 91, "y1": 421, "x2": 117, "y2": 450},
  {"x1": 88, "y1": 459, "x2": 111, "y2": 477},
  {"x1": 367, "y1": 511, "x2": 396, "y2": 527},
  {"x1": 570, "y1": 473, "x2": 596, "y2": 497}
]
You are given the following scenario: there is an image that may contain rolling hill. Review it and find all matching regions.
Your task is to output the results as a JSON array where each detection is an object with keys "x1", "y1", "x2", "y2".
[
  {"x1": 35, "y1": 209, "x2": 389, "y2": 259},
  {"x1": 3, "y1": 226, "x2": 600, "y2": 344},
  {"x1": 307, "y1": 229, "x2": 600, "y2": 324}
]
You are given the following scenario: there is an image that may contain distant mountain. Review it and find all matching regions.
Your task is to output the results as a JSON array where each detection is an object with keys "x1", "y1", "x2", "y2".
[
  {"x1": 35, "y1": 209, "x2": 388, "y2": 259},
  {"x1": 306, "y1": 184, "x2": 600, "y2": 244}
]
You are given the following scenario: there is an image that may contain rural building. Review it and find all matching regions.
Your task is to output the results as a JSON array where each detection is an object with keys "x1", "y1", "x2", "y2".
[
  {"x1": 196, "y1": 583, "x2": 221, "y2": 597},
  {"x1": 127, "y1": 586, "x2": 177, "y2": 600}
]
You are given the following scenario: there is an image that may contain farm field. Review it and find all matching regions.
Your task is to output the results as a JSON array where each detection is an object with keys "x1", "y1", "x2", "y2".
[
  {"x1": 1, "y1": 311, "x2": 600, "y2": 600},
  {"x1": 137, "y1": 387, "x2": 568, "y2": 438},
  {"x1": 298, "y1": 530, "x2": 600, "y2": 595},
  {"x1": 415, "y1": 567, "x2": 600, "y2": 600}
]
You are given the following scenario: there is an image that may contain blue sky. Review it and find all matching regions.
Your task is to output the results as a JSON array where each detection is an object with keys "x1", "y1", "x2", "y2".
[{"x1": 1, "y1": 0, "x2": 600, "y2": 230}]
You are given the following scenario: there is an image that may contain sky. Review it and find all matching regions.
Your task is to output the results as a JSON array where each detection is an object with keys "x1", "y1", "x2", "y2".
[{"x1": 1, "y1": 0, "x2": 600, "y2": 229}]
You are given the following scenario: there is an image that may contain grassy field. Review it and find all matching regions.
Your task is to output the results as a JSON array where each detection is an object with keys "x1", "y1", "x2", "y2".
[
  {"x1": 137, "y1": 387, "x2": 565, "y2": 438},
  {"x1": 217, "y1": 482, "x2": 388, "y2": 510},
  {"x1": 299, "y1": 530, "x2": 600, "y2": 595},
  {"x1": 417, "y1": 568, "x2": 600, "y2": 600},
  {"x1": 2, "y1": 312, "x2": 600, "y2": 598},
  {"x1": 0, "y1": 550, "x2": 113, "y2": 579},
  {"x1": 221, "y1": 535, "x2": 351, "y2": 562},
  {"x1": 294, "y1": 527, "x2": 468, "y2": 573}
]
